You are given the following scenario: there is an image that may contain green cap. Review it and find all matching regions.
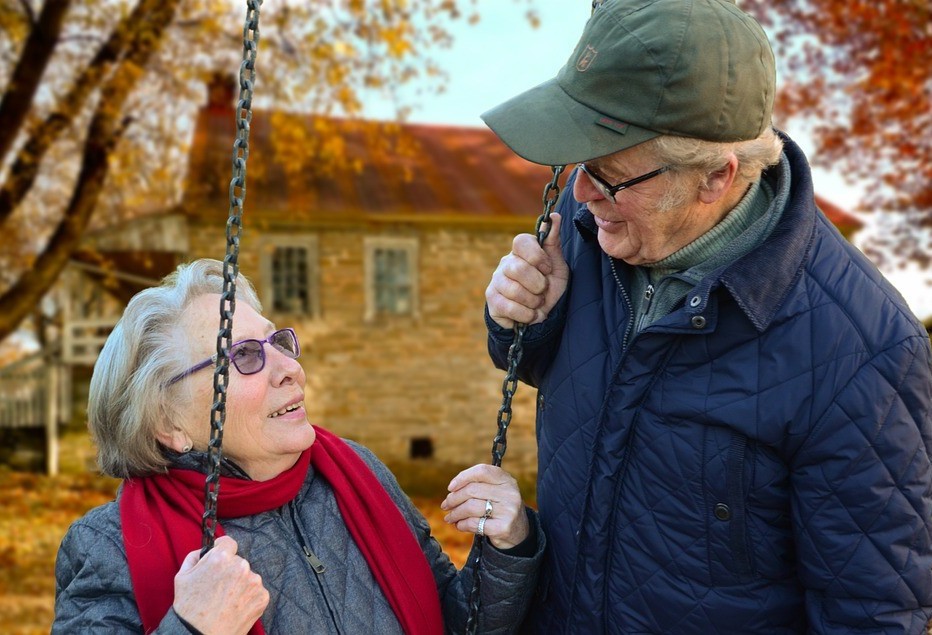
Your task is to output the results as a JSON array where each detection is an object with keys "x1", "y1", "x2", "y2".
[{"x1": 481, "y1": 0, "x2": 775, "y2": 165}]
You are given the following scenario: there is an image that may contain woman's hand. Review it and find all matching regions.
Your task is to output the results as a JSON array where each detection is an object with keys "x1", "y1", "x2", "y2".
[
  {"x1": 173, "y1": 535, "x2": 269, "y2": 635},
  {"x1": 441, "y1": 464, "x2": 530, "y2": 550}
]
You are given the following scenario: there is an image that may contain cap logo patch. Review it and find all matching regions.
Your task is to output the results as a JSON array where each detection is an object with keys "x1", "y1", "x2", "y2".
[
  {"x1": 595, "y1": 116, "x2": 629, "y2": 134},
  {"x1": 576, "y1": 45, "x2": 598, "y2": 72}
]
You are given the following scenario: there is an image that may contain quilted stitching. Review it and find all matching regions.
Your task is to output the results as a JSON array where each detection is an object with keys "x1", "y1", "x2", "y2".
[
  {"x1": 53, "y1": 443, "x2": 545, "y2": 634},
  {"x1": 490, "y1": 137, "x2": 932, "y2": 633}
]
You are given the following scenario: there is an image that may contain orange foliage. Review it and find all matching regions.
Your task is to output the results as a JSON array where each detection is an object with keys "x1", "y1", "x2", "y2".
[
  {"x1": 0, "y1": 0, "x2": 488, "y2": 344},
  {"x1": 742, "y1": 0, "x2": 932, "y2": 268}
]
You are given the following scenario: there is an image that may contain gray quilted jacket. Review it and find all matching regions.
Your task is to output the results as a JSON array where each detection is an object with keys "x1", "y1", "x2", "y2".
[{"x1": 53, "y1": 440, "x2": 543, "y2": 634}]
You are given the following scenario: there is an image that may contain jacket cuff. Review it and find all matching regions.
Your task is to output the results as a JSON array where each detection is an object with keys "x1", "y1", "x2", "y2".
[
  {"x1": 484, "y1": 292, "x2": 569, "y2": 348},
  {"x1": 481, "y1": 507, "x2": 545, "y2": 569}
]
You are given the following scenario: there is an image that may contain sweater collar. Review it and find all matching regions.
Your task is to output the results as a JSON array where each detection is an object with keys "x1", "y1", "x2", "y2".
[{"x1": 573, "y1": 131, "x2": 817, "y2": 332}]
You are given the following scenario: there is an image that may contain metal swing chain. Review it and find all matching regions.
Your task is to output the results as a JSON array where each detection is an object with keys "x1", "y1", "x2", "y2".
[
  {"x1": 201, "y1": 0, "x2": 263, "y2": 555},
  {"x1": 464, "y1": 164, "x2": 565, "y2": 634}
]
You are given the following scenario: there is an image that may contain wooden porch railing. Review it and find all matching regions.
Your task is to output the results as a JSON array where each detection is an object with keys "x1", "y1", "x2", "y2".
[{"x1": 0, "y1": 353, "x2": 69, "y2": 475}]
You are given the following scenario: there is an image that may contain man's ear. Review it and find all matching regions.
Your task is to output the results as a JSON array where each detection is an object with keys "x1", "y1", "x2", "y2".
[{"x1": 698, "y1": 154, "x2": 739, "y2": 204}]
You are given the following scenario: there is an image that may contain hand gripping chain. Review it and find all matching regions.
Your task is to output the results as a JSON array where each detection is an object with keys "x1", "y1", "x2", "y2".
[{"x1": 464, "y1": 165, "x2": 564, "y2": 634}]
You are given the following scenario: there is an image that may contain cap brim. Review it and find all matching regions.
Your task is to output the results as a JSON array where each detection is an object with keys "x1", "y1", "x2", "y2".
[{"x1": 481, "y1": 78, "x2": 660, "y2": 166}]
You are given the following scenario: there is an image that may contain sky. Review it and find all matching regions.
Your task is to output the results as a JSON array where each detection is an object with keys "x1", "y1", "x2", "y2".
[{"x1": 361, "y1": 0, "x2": 931, "y2": 321}]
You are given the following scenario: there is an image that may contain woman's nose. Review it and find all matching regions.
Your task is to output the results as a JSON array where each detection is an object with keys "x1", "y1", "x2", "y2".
[{"x1": 269, "y1": 348, "x2": 304, "y2": 386}]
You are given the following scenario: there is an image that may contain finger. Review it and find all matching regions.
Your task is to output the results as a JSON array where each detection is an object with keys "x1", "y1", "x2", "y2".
[
  {"x1": 500, "y1": 249, "x2": 549, "y2": 295},
  {"x1": 213, "y1": 535, "x2": 239, "y2": 555},
  {"x1": 443, "y1": 497, "x2": 502, "y2": 525},
  {"x1": 541, "y1": 212, "x2": 562, "y2": 252},
  {"x1": 486, "y1": 294, "x2": 537, "y2": 328},
  {"x1": 510, "y1": 233, "x2": 553, "y2": 277},
  {"x1": 447, "y1": 464, "x2": 510, "y2": 492},
  {"x1": 178, "y1": 549, "x2": 201, "y2": 574},
  {"x1": 491, "y1": 270, "x2": 546, "y2": 309},
  {"x1": 443, "y1": 483, "x2": 498, "y2": 511},
  {"x1": 455, "y1": 516, "x2": 502, "y2": 537}
]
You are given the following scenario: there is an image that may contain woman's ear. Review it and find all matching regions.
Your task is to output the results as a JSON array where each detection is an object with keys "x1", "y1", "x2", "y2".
[
  {"x1": 698, "y1": 154, "x2": 739, "y2": 204},
  {"x1": 157, "y1": 426, "x2": 192, "y2": 453}
]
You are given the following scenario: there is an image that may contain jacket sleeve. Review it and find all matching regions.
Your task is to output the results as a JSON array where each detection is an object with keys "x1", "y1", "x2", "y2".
[
  {"x1": 349, "y1": 442, "x2": 545, "y2": 634},
  {"x1": 790, "y1": 334, "x2": 932, "y2": 633},
  {"x1": 53, "y1": 513, "x2": 193, "y2": 634}
]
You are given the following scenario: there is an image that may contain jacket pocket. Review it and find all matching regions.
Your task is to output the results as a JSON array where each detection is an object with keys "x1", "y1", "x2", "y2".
[{"x1": 706, "y1": 429, "x2": 756, "y2": 583}]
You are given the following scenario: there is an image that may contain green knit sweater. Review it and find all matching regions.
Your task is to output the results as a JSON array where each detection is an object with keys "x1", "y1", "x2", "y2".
[{"x1": 628, "y1": 154, "x2": 791, "y2": 333}]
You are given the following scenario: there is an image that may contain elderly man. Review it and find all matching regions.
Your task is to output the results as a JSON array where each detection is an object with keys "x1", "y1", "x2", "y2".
[{"x1": 482, "y1": 0, "x2": 932, "y2": 632}]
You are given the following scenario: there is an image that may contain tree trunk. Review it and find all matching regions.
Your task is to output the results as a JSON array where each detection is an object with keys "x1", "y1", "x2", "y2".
[
  {"x1": 0, "y1": 0, "x2": 72, "y2": 164},
  {"x1": 0, "y1": 0, "x2": 171, "y2": 226},
  {"x1": 0, "y1": 0, "x2": 184, "y2": 343}
]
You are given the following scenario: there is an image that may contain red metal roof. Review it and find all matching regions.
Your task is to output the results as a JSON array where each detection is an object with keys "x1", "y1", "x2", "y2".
[{"x1": 183, "y1": 94, "x2": 861, "y2": 234}]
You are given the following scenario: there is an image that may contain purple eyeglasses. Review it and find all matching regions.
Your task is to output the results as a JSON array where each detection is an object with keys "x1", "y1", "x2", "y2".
[{"x1": 165, "y1": 328, "x2": 300, "y2": 387}]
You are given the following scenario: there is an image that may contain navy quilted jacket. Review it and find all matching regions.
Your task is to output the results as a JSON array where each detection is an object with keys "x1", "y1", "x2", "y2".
[{"x1": 487, "y1": 135, "x2": 932, "y2": 634}]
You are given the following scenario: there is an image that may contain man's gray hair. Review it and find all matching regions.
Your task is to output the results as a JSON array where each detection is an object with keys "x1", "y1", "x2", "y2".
[
  {"x1": 88, "y1": 259, "x2": 261, "y2": 478},
  {"x1": 645, "y1": 128, "x2": 784, "y2": 212}
]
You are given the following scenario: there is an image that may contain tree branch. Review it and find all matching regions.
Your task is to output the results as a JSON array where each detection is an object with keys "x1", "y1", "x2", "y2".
[
  {"x1": 0, "y1": 0, "x2": 184, "y2": 343},
  {"x1": 0, "y1": 0, "x2": 72, "y2": 164},
  {"x1": 0, "y1": 0, "x2": 169, "y2": 226},
  {"x1": 16, "y1": 0, "x2": 35, "y2": 25}
]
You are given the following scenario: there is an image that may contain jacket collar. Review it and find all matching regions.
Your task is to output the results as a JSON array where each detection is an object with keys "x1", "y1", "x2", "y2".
[
  {"x1": 572, "y1": 131, "x2": 817, "y2": 333},
  {"x1": 718, "y1": 133, "x2": 815, "y2": 331}
]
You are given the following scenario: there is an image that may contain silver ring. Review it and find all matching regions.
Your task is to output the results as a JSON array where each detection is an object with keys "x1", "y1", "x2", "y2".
[
  {"x1": 483, "y1": 499, "x2": 493, "y2": 519},
  {"x1": 477, "y1": 516, "x2": 487, "y2": 537}
]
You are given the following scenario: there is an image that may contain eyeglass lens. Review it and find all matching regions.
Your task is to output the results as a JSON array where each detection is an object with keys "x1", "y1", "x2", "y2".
[{"x1": 230, "y1": 329, "x2": 299, "y2": 375}]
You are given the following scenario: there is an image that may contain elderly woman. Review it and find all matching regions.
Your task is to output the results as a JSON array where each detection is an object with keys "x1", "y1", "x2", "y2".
[{"x1": 53, "y1": 259, "x2": 543, "y2": 634}]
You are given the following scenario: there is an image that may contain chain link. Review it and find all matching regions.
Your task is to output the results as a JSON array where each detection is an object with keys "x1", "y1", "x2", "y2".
[
  {"x1": 201, "y1": 0, "x2": 262, "y2": 556},
  {"x1": 465, "y1": 164, "x2": 565, "y2": 634}
]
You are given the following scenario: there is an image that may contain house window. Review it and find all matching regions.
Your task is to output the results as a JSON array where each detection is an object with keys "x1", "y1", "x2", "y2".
[
  {"x1": 259, "y1": 235, "x2": 320, "y2": 317},
  {"x1": 364, "y1": 237, "x2": 418, "y2": 320}
]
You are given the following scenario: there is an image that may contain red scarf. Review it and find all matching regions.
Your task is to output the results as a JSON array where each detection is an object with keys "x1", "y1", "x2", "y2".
[{"x1": 120, "y1": 426, "x2": 443, "y2": 634}]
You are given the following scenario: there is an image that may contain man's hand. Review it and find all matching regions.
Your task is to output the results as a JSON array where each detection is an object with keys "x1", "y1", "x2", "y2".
[{"x1": 486, "y1": 212, "x2": 568, "y2": 328}]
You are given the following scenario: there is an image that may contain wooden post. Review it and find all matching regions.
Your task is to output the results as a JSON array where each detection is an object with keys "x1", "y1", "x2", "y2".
[{"x1": 45, "y1": 361, "x2": 59, "y2": 476}]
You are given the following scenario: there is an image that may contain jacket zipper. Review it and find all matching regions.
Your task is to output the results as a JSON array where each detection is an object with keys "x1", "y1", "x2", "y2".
[
  {"x1": 569, "y1": 256, "x2": 639, "y2": 624},
  {"x1": 609, "y1": 257, "x2": 635, "y2": 351},
  {"x1": 287, "y1": 503, "x2": 341, "y2": 633}
]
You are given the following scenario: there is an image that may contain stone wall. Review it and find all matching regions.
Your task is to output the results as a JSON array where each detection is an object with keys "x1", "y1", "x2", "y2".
[{"x1": 188, "y1": 220, "x2": 541, "y2": 477}]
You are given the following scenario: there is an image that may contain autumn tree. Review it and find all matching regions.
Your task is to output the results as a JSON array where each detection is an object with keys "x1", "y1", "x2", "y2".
[
  {"x1": 0, "y1": 0, "x2": 495, "y2": 344},
  {"x1": 742, "y1": 0, "x2": 932, "y2": 269}
]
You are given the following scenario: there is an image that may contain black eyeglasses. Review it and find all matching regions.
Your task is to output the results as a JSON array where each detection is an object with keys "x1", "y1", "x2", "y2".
[
  {"x1": 577, "y1": 162, "x2": 669, "y2": 202},
  {"x1": 165, "y1": 328, "x2": 300, "y2": 387}
]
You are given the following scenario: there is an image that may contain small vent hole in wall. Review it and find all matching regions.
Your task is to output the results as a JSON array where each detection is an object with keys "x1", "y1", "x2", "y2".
[{"x1": 410, "y1": 437, "x2": 434, "y2": 459}]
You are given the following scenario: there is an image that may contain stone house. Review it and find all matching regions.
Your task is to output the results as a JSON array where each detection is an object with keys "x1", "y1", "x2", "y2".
[{"x1": 0, "y1": 80, "x2": 864, "y2": 476}]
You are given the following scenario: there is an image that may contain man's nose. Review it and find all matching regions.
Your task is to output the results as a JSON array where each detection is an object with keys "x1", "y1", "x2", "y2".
[{"x1": 573, "y1": 167, "x2": 606, "y2": 204}]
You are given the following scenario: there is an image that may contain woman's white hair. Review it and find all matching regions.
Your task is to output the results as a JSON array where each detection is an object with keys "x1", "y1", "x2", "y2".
[
  {"x1": 88, "y1": 259, "x2": 261, "y2": 478},
  {"x1": 643, "y1": 127, "x2": 784, "y2": 212}
]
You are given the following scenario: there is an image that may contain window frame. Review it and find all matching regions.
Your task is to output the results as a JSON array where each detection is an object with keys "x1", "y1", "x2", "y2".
[
  {"x1": 257, "y1": 234, "x2": 321, "y2": 319},
  {"x1": 363, "y1": 236, "x2": 420, "y2": 321}
]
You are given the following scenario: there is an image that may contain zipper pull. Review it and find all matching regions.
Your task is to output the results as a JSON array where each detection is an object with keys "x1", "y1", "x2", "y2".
[
  {"x1": 302, "y1": 545, "x2": 327, "y2": 574},
  {"x1": 644, "y1": 284, "x2": 654, "y2": 309}
]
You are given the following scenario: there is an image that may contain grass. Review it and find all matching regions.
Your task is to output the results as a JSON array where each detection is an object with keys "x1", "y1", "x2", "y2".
[{"x1": 0, "y1": 429, "x2": 519, "y2": 633}]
